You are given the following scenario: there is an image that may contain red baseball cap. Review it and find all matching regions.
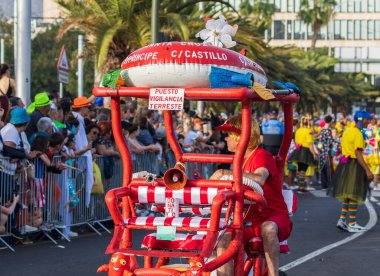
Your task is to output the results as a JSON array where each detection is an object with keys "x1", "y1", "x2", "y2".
[{"x1": 215, "y1": 122, "x2": 241, "y2": 135}]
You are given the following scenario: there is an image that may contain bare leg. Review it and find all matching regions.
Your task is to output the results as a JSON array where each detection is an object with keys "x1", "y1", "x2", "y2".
[
  {"x1": 261, "y1": 221, "x2": 279, "y2": 276},
  {"x1": 216, "y1": 232, "x2": 233, "y2": 276}
]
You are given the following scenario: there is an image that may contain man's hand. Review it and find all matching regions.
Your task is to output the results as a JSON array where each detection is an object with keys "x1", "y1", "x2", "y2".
[
  {"x1": 56, "y1": 162, "x2": 66, "y2": 171},
  {"x1": 210, "y1": 169, "x2": 230, "y2": 180},
  {"x1": 13, "y1": 194, "x2": 20, "y2": 204}
]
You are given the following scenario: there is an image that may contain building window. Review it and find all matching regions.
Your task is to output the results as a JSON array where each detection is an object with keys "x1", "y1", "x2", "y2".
[
  {"x1": 368, "y1": 0, "x2": 375, "y2": 12},
  {"x1": 280, "y1": 0, "x2": 287, "y2": 11},
  {"x1": 294, "y1": 20, "x2": 304, "y2": 39},
  {"x1": 348, "y1": 0, "x2": 355, "y2": 12},
  {"x1": 368, "y1": 47, "x2": 380, "y2": 59},
  {"x1": 287, "y1": 0, "x2": 294, "y2": 12},
  {"x1": 340, "y1": 63, "x2": 356, "y2": 72},
  {"x1": 368, "y1": 20, "x2": 375, "y2": 39},
  {"x1": 347, "y1": 20, "x2": 354, "y2": 40},
  {"x1": 361, "y1": 0, "x2": 368, "y2": 12},
  {"x1": 361, "y1": 20, "x2": 367, "y2": 40},
  {"x1": 320, "y1": 25, "x2": 327, "y2": 40},
  {"x1": 274, "y1": 20, "x2": 285, "y2": 39},
  {"x1": 369, "y1": 64, "x2": 380, "y2": 74},
  {"x1": 287, "y1": 20, "x2": 293, "y2": 39},
  {"x1": 354, "y1": 0, "x2": 362, "y2": 12},
  {"x1": 339, "y1": 0, "x2": 348, "y2": 12},
  {"x1": 274, "y1": 0, "x2": 281, "y2": 11},
  {"x1": 354, "y1": 20, "x2": 361, "y2": 40},
  {"x1": 334, "y1": 20, "x2": 341, "y2": 39},
  {"x1": 307, "y1": 24, "x2": 314, "y2": 40},
  {"x1": 376, "y1": 0, "x2": 380, "y2": 11},
  {"x1": 294, "y1": 0, "x2": 301, "y2": 11},
  {"x1": 375, "y1": 20, "x2": 380, "y2": 39}
]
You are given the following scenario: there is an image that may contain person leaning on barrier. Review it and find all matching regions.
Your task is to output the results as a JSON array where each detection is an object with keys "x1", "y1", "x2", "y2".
[
  {"x1": 0, "y1": 108, "x2": 40, "y2": 236},
  {"x1": 0, "y1": 194, "x2": 20, "y2": 234},
  {"x1": 210, "y1": 115, "x2": 292, "y2": 276}
]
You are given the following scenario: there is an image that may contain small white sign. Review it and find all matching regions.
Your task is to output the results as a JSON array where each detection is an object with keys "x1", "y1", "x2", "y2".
[
  {"x1": 148, "y1": 88, "x2": 184, "y2": 110},
  {"x1": 58, "y1": 71, "x2": 69, "y2": 84},
  {"x1": 165, "y1": 197, "x2": 179, "y2": 218},
  {"x1": 57, "y1": 45, "x2": 70, "y2": 84}
]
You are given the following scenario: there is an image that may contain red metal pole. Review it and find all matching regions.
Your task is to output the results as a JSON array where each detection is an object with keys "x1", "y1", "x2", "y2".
[
  {"x1": 277, "y1": 102, "x2": 294, "y2": 181},
  {"x1": 93, "y1": 87, "x2": 299, "y2": 102},
  {"x1": 163, "y1": 110, "x2": 182, "y2": 162},
  {"x1": 181, "y1": 153, "x2": 234, "y2": 164},
  {"x1": 110, "y1": 96, "x2": 132, "y2": 249}
]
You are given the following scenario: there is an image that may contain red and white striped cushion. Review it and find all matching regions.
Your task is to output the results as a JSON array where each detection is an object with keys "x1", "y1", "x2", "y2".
[
  {"x1": 151, "y1": 205, "x2": 228, "y2": 216},
  {"x1": 124, "y1": 217, "x2": 226, "y2": 229},
  {"x1": 130, "y1": 186, "x2": 221, "y2": 205},
  {"x1": 249, "y1": 237, "x2": 290, "y2": 253},
  {"x1": 142, "y1": 233, "x2": 206, "y2": 250}
]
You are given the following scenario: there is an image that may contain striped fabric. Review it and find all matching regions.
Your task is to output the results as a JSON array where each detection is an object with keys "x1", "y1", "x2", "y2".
[
  {"x1": 130, "y1": 186, "x2": 221, "y2": 205},
  {"x1": 33, "y1": 178, "x2": 46, "y2": 208},
  {"x1": 124, "y1": 217, "x2": 226, "y2": 229},
  {"x1": 151, "y1": 205, "x2": 228, "y2": 216},
  {"x1": 142, "y1": 233, "x2": 206, "y2": 250}
]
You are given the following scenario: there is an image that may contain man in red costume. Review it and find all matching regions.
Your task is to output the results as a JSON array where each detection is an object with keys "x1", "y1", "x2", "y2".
[{"x1": 211, "y1": 115, "x2": 292, "y2": 276}]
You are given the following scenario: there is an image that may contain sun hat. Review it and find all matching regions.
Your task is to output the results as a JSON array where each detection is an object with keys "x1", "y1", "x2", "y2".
[
  {"x1": 34, "y1": 92, "x2": 52, "y2": 108},
  {"x1": 72, "y1": 96, "x2": 91, "y2": 109},
  {"x1": 193, "y1": 118, "x2": 204, "y2": 125},
  {"x1": 10, "y1": 107, "x2": 30, "y2": 125}
]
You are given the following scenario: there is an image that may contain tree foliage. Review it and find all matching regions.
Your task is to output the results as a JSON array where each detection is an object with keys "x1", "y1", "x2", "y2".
[
  {"x1": 0, "y1": 1, "x2": 376, "y2": 112},
  {"x1": 298, "y1": 0, "x2": 336, "y2": 49},
  {"x1": 31, "y1": 24, "x2": 94, "y2": 98}
]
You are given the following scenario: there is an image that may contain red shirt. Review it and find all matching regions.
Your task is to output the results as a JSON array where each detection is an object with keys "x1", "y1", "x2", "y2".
[{"x1": 243, "y1": 147, "x2": 288, "y2": 222}]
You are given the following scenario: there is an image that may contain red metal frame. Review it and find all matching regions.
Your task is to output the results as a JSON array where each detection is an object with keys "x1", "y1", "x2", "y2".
[{"x1": 94, "y1": 86, "x2": 299, "y2": 275}]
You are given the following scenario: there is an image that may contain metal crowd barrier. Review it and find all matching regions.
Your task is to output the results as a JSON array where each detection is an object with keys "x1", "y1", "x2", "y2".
[{"x1": 0, "y1": 147, "x2": 218, "y2": 252}]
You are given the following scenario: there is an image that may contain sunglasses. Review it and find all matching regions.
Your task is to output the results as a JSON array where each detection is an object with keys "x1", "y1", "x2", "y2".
[{"x1": 91, "y1": 131, "x2": 99, "y2": 135}]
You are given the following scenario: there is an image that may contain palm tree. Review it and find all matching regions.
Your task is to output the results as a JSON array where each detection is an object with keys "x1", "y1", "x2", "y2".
[
  {"x1": 56, "y1": 0, "x2": 191, "y2": 74},
  {"x1": 298, "y1": 0, "x2": 336, "y2": 49}
]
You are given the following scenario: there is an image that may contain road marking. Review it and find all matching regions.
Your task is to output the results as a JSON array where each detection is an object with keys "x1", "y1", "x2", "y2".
[
  {"x1": 309, "y1": 190, "x2": 329, "y2": 198},
  {"x1": 280, "y1": 199, "x2": 377, "y2": 272},
  {"x1": 370, "y1": 196, "x2": 378, "y2": 202}
]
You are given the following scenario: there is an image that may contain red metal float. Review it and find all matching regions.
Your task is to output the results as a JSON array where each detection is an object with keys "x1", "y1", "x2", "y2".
[{"x1": 94, "y1": 85, "x2": 298, "y2": 276}]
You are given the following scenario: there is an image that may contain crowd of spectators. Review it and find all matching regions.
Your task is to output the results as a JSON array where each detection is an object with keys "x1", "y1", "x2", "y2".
[{"x1": 2, "y1": 60, "x2": 379, "y2": 250}]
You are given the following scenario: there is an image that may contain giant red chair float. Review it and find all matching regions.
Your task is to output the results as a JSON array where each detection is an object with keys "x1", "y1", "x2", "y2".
[
  {"x1": 93, "y1": 87, "x2": 299, "y2": 276},
  {"x1": 94, "y1": 39, "x2": 299, "y2": 275}
]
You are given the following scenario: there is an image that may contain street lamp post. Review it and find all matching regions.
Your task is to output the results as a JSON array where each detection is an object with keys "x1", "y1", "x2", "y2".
[
  {"x1": 78, "y1": 34, "x2": 84, "y2": 97},
  {"x1": 151, "y1": 0, "x2": 160, "y2": 43},
  {"x1": 16, "y1": 0, "x2": 31, "y2": 105}
]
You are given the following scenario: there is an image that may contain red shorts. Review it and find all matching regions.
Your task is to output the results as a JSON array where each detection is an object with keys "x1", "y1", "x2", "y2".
[{"x1": 243, "y1": 214, "x2": 293, "y2": 244}]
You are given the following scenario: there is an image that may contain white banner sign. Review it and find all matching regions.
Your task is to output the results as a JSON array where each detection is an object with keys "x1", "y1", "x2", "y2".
[{"x1": 148, "y1": 88, "x2": 185, "y2": 110}]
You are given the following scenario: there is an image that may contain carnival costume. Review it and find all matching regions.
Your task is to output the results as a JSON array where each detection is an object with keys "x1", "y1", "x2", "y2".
[{"x1": 332, "y1": 111, "x2": 371, "y2": 232}]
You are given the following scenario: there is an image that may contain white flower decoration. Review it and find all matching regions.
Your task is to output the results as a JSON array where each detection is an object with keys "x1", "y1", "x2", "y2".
[{"x1": 195, "y1": 15, "x2": 238, "y2": 48}]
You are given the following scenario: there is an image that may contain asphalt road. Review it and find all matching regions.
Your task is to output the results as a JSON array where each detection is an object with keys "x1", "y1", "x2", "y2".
[{"x1": 1, "y1": 189, "x2": 380, "y2": 276}]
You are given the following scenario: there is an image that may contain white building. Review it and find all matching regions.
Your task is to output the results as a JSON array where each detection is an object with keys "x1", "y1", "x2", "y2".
[
  {"x1": 0, "y1": 0, "x2": 64, "y2": 34},
  {"x1": 229, "y1": 0, "x2": 380, "y2": 86}
]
